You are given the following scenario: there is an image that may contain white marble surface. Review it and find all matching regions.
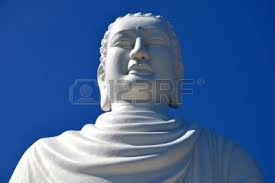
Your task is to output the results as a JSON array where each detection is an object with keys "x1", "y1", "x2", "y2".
[
  {"x1": 10, "y1": 13, "x2": 264, "y2": 183},
  {"x1": 10, "y1": 111, "x2": 263, "y2": 183}
]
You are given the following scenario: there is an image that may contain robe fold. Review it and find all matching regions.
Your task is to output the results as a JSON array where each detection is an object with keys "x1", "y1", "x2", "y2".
[{"x1": 10, "y1": 111, "x2": 263, "y2": 183}]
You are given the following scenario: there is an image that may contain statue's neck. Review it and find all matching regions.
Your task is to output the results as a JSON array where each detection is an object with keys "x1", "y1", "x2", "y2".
[{"x1": 111, "y1": 102, "x2": 170, "y2": 117}]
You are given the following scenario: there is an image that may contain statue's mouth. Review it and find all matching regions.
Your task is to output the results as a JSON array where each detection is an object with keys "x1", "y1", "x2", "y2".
[{"x1": 128, "y1": 63, "x2": 153, "y2": 75}]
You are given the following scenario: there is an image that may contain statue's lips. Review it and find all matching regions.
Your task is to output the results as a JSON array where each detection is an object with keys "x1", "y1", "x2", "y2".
[{"x1": 128, "y1": 63, "x2": 153, "y2": 75}]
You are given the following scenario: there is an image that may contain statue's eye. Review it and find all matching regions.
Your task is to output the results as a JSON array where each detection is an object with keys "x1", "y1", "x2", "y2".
[
  {"x1": 113, "y1": 40, "x2": 133, "y2": 48},
  {"x1": 148, "y1": 38, "x2": 168, "y2": 46}
]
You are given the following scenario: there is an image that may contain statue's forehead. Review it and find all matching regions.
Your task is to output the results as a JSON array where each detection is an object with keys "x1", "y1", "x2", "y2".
[{"x1": 109, "y1": 17, "x2": 169, "y2": 38}]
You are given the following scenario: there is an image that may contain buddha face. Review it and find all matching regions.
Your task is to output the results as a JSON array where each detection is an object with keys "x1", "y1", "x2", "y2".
[{"x1": 98, "y1": 16, "x2": 183, "y2": 110}]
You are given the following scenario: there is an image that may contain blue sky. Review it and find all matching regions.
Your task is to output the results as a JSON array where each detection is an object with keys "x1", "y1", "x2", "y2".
[{"x1": 0, "y1": 0, "x2": 274, "y2": 182}]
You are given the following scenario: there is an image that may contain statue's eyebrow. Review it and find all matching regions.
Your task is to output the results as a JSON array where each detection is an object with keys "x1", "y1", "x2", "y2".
[
  {"x1": 110, "y1": 30, "x2": 136, "y2": 44},
  {"x1": 143, "y1": 29, "x2": 170, "y2": 42}
]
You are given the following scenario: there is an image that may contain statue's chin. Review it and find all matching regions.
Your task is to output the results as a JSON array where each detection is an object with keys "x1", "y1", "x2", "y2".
[
  {"x1": 124, "y1": 73, "x2": 155, "y2": 82},
  {"x1": 114, "y1": 92, "x2": 154, "y2": 104},
  {"x1": 110, "y1": 89, "x2": 170, "y2": 106}
]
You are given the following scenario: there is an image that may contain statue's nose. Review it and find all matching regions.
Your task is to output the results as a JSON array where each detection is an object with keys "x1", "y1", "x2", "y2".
[{"x1": 130, "y1": 37, "x2": 149, "y2": 60}]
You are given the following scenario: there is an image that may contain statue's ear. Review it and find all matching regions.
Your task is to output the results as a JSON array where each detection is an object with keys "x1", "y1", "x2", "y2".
[
  {"x1": 97, "y1": 63, "x2": 105, "y2": 85},
  {"x1": 97, "y1": 63, "x2": 111, "y2": 111},
  {"x1": 169, "y1": 62, "x2": 184, "y2": 108},
  {"x1": 176, "y1": 62, "x2": 184, "y2": 80}
]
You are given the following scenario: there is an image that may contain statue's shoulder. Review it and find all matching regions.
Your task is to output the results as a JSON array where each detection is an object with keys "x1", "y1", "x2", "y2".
[
  {"x1": 31, "y1": 129, "x2": 86, "y2": 154},
  {"x1": 16, "y1": 129, "x2": 84, "y2": 164},
  {"x1": 10, "y1": 129, "x2": 84, "y2": 183},
  {"x1": 197, "y1": 127, "x2": 256, "y2": 163},
  {"x1": 193, "y1": 126, "x2": 264, "y2": 182}
]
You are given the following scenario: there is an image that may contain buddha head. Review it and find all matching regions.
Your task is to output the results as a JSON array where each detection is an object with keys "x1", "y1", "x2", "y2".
[{"x1": 97, "y1": 13, "x2": 183, "y2": 111}]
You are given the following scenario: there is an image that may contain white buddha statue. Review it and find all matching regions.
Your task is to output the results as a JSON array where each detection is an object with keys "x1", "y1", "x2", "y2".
[{"x1": 10, "y1": 13, "x2": 264, "y2": 183}]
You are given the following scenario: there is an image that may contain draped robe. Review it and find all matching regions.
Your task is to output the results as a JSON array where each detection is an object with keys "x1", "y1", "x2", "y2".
[{"x1": 10, "y1": 111, "x2": 263, "y2": 183}]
